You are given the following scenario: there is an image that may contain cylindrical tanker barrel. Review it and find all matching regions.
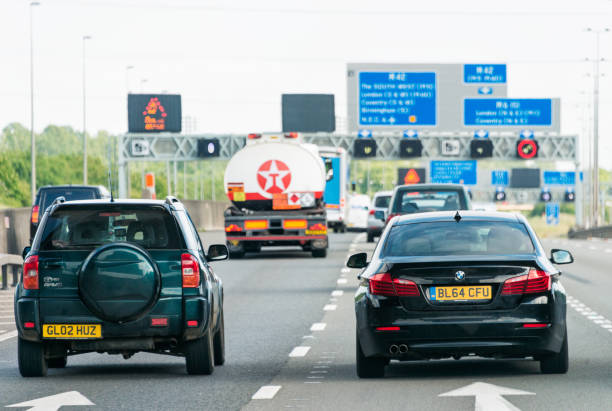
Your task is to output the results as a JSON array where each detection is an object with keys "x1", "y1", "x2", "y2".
[{"x1": 224, "y1": 142, "x2": 325, "y2": 211}]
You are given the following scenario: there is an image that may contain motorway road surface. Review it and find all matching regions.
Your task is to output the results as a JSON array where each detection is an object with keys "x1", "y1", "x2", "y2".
[{"x1": 0, "y1": 232, "x2": 611, "y2": 410}]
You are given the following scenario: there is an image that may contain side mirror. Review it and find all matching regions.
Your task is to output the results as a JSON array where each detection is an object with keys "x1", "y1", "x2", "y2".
[
  {"x1": 374, "y1": 210, "x2": 385, "y2": 221},
  {"x1": 347, "y1": 252, "x2": 368, "y2": 269},
  {"x1": 22, "y1": 246, "x2": 31, "y2": 260},
  {"x1": 550, "y1": 249, "x2": 573, "y2": 265},
  {"x1": 207, "y1": 244, "x2": 229, "y2": 261}
]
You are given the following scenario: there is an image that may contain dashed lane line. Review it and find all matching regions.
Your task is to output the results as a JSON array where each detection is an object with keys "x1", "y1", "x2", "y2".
[
  {"x1": 331, "y1": 290, "x2": 344, "y2": 297},
  {"x1": 252, "y1": 386, "x2": 282, "y2": 400},
  {"x1": 289, "y1": 346, "x2": 311, "y2": 357},
  {"x1": 567, "y1": 296, "x2": 612, "y2": 334},
  {"x1": 310, "y1": 323, "x2": 326, "y2": 331},
  {"x1": 323, "y1": 304, "x2": 337, "y2": 311},
  {"x1": 336, "y1": 278, "x2": 347, "y2": 285}
]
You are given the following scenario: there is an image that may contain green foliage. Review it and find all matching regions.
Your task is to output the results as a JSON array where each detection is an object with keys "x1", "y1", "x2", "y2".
[{"x1": 529, "y1": 202, "x2": 575, "y2": 217}]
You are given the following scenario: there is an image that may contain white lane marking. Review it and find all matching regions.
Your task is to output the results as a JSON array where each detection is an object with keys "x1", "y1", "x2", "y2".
[
  {"x1": 313, "y1": 365, "x2": 329, "y2": 369},
  {"x1": 0, "y1": 322, "x2": 15, "y2": 325},
  {"x1": 310, "y1": 370, "x2": 328, "y2": 374},
  {"x1": 252, "y1": 386, "x2": 282, "y2": 400},
  {"x1": 341, "y1": 268, "x2": 350, "y2": 273},
  {"x1": 439, "y1": 382, "x2": 534, "y2": 411},
  {"x1": 6, "y1": 391, "x2": 95, "y2": 410},
  {"x1": 0, "y1": 315, "x2": 14, "y2": 319},
  {"x1": 331, "y1": 290, "x2": 344, "y2": 297},
  {"x1": 329, "y1": 298, "x2": 338, "y2": 302},
  {"x1": 337, "y1": 278, "x2": 347, "y2": 285},
  {"x1": 310, "y1": 323, "x2": 326, "y2": 331},
  {"x1": 289, "y1": 346, "x2": 311, "y2": 357},
  {"x1": 304, "y1": 381, "x2": 321, "y2": 384},
  {"x1": 589, "y1": 246, "x2": 597, "y2": 251},
  {"x1": 302, "y1": 335, "x2": 315, "y2": 339},
  {"x1": 323, "y1": 304, "x2": 337, "y2": 311},
  {"x1": 567, "y1": 295, "x2": 612, "y2": 335},
  {"x1": 0, "y1": 331, "x2": 17, "y2": 342}
]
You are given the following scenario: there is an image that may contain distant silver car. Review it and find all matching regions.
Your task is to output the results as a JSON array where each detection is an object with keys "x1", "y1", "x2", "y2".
[{"x1": 366, "y1": 191, "x2": 392, "y2": 242}]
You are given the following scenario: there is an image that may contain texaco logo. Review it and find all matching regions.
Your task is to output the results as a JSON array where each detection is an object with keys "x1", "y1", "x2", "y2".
[{"x1": 256, "y1": 160, "x2": 292, "y2": 194}]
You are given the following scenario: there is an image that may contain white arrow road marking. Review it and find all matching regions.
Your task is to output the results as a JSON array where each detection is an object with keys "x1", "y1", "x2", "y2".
[
  {"x1": 0, "y1": 331, "x2": 18, "y2": 342},
  {"x1": 6, "y1": 391, "x2": 94, "y2": 411},
  {"x1": 439, "y1": 382, "x2": 534, "y2": 411}
]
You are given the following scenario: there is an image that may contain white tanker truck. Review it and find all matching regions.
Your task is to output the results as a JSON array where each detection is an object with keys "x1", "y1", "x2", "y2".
[{"x1": 223, "y1": 132, "x2": 329, "y2": 258}]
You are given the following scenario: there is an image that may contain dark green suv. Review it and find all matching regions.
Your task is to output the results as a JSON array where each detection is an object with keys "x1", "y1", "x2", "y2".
[{"x1": 15, "y1": 196, "x2": 228, "y2": 377}]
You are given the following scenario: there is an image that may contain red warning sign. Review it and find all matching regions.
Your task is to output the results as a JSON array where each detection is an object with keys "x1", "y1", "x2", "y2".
[{"x1": 397, "y1": 168, "x2": 426, "y2": 185}]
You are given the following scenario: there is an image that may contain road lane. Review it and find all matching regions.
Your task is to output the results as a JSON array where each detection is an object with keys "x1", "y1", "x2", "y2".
[
  {"x1": 245, "y1": 235, "x2": 612, "y2": 411},
  {"x1": 0, "y1": 232, "x2": 357, "y2": 410}
]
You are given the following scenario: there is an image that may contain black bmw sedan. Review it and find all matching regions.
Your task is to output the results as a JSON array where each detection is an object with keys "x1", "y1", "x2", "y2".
[{"x1": 349, "y1": 211, "x2": 573, "y2": 378}]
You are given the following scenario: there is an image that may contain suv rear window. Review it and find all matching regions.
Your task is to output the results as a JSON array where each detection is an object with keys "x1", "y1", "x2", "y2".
[
  {"x1": 40, "y1": 188, "x2": 99, "y2": 211},
  {"x1": 39, "y1": 206, "x2": 181, "y2": 250},
  {"x1": 383, "y1": 221, "x2": 535, "y2": 257},
  {"x1": 374, "y1": 195, "x2": 390, "y2": 208},
  {"x1": 392, "y1": 189, "x2": 467, "y2": 214}
]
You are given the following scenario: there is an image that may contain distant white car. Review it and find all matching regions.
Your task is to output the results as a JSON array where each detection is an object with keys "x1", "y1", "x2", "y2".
[
  {"x1": 347, "y1": 194, "x2": 370, "y2": 232},
  {"x1": 366, "y1": 190, "x2": 393, "y2": 242}
]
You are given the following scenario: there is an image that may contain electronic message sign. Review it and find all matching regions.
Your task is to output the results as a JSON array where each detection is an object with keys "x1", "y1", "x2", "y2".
[
  {"x1": 128, "y1": 94, "x2": 182, "y2": 133},
  {"x1": 430, "y1": 160, "x2": 477, "y2": 185},
  {"x1": 282, "y1": 94, "x2": 335, "y2": 132}
]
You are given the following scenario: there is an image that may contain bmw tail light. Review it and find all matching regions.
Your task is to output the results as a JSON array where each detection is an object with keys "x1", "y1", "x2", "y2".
[
  {"x1": 284, "y1": 132, "x2": 299, "y2": 139},
  {"x1": 23, "y1": 255, "x2": 39, "y2": 290},
  {"x1": 501, "y1": 269, "x2": 551, "y2": 295},
  {"x1": 181, "y1": 253, "x2": 200, "y2": 288},
  {"x1": 31, "y1": 205, "x2": 40, "y2": 224},
  {"x1": 369, "y1": 273, "x2": 420, "y2": 297},
  {"x1": 247, "y1": 133, "x2": 262, "y2": 140}
]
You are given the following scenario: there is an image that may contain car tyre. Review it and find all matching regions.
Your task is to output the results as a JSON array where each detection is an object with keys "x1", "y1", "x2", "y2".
[
  {"x1": 18, "y1": 337, "x2": 47, "y2": 377},
  {"x1": 312, "y1": 249, "x2": 327, "y2": 258},
  {"x1": 213, "y1": 312, "x2": 225, "y2": 366},
  {"x1": 229, "y1": 250, "x2": 244, "y2": 259},
  {"x1": 540, "y1": 329, "x2": 569, "y2": 374},
  {"x1": 185, "y1": 330, "x2": 215, "y2": 375},
  {"x1": 47, "y1": 356, "x2": 67, "y2": 368},
  {"x1": 356, "y1": 332, "x2": 385, "y2": 378},
  {"x1": 367, "y1": 233, "x2": 374, "y2": 243}
]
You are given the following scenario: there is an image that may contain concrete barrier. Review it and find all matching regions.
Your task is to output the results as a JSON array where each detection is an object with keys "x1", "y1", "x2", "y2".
[
  {"x1": 0, "y1": 201, "x2": 228, "y2": 255},
  {"x1": 568, "y1": 226, "x2": 612, "y2": 239}
]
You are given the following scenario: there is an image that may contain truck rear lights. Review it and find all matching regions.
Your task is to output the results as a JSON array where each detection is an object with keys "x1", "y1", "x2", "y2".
[
  {"x1": 24, "y1": 322, "x2": 35, "y2": 329},
  {"x1": 501, "y1": 269, "x2": 551, "y2": 295},
  {"x1": 376, "y1": 326, "x2": 400, "y2": 331},
  {"x1": 369, "y1": 273, "x2": 420, "y2": 297},
  {"x1": 31, "y1": 205, "x2": 40, "y2": 224},
  {"x1": 247, "y1": 133, "x2": 262, "y2": 139},
  {"x1": 225, "y1": 224, "x2": 243, "y2": 232},
  {"x1": 151, "y1": 318, "x2": 168, "y2": 327},
  {"x1": 245, "y1": 220, "x2": 268, "y2": 230},
  {"x1": 187, "y1": 320, "x2": 198, "y2": 327},
  {"x1": 283, "y1": 219, "x2": 307, "y2": 229},
  {"x1": 369, "y1": 209, "x2": 375, "y2": 215},
  {"x1": 522, "y1": 323, "x2": 549, "y2": 328},
  {"x1": 284, "y1": 132, "x2": 299, "y2": 139},
  {"x1": 23, "y1": 255, "x2": 39, "y2": 290},
  {"x1": 181, "y1": 253, "x2": 200, "y2": 288}
]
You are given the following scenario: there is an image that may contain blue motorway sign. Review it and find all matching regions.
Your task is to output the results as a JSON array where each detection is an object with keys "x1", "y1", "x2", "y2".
[
  {"x1": 464, "y1": 64, "x2": 506, "y2": 83},
  {"x1": 491, "y1": 170, "x2": 509, "y2": 186},
  {"x1": 546, "y1": 202, "x2": 560, "y2": 226},
  {"x1": 543, "y1": 171, "x2": 576, "y2": 186},
  {"x1": 464, "y1": 98, "x2": 552, "y2": 127},
  {"x1": 359, "y1": 72, "x2": 436, "y2": 126},
  {"x1": 430, "y1": 160, "x2": 477, "y2": 185}
]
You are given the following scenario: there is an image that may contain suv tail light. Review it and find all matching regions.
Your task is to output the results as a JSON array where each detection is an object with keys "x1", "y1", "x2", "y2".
[
  {"x1": 31, "y1": 205, "x2": 40, "y2": 224},
  {"x1": 369, "y1": 273, "x2": 420, "y2": 297},
  {"x1": 181, "y1": 253, "x2": 200, "y2": 288},
  {"x1": 369, "y1": 209, "x2": 375, "y2": 215},
  {"x1": 247, "y1": 133, "x2": 262, "y2": 140},
  {"x1": 501, "y1": 269, "x2": 551, "y2": 295},
  {"x1": 23, "y1": 255, "x2": 39, "y2": 290},
  {"x1": 386, "y1": 213, "x2": 400, "y2": 224},
  {"x1": 284, "y1": 132, "x2": 298, "y2": 139}
]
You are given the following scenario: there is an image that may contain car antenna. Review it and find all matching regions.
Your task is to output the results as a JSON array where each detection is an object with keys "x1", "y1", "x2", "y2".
[
  {"x1": 454, "y1": 210, "x2": 461, "y2": 222},
  {"x1": 108, "y1": 170, "x2": 115, "y2": 203}
]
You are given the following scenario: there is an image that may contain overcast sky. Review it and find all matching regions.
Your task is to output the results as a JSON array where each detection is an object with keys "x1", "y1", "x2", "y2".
[{"x1": 2, "y1": 0, "x2": 612, "y2": 165}]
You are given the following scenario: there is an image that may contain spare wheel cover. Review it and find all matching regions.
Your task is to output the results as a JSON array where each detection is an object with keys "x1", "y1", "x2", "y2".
[{"x1": 79, "y1": 243, "x2": 161, "y2": 323}]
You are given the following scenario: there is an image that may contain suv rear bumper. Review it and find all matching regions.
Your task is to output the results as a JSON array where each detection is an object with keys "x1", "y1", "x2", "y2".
[{"x1": 15, "y1": 296, "x2": 210, "y2": 346}]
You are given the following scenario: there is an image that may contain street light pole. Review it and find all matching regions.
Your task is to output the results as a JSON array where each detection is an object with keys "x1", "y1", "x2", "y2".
[
  {"x1": 82, "y1": 35, "x2": 91, "y2": 185},
  {"x1": 29, "y1": 1, "x2": 40, "y2": 203}
]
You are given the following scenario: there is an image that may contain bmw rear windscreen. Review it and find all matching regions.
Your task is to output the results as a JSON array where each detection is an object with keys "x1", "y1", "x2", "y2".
[{"x1": 383, "y1": 221, "x2": 535, "y2": 257}]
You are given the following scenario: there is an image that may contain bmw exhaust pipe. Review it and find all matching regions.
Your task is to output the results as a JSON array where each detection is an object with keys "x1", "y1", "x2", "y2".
[
  {"x1": 399, "y1": 344, "x2": 408, "y2": 354},
  {"x1": 389, "y1": 345, "x2": 399, "y2": 355}
]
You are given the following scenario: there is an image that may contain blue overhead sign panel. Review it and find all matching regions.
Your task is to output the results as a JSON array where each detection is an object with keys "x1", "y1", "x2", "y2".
[
  {"x1": 359, "y1": 72, "x2": 436, "y2": 126},
  {"x1": 464, "y1": 64, "x2": 507, "y2": 83},
  {"x1": 543, "y1": 171, "x2": 576, "y2": 186},
  {"x1": 464, "y1": 98, "x2": 552, "y2": 127},
  {"x1": 430, "y1": 160, "x2": 477, "y2": 185},
  {"x1": 546, "y1": 203, "x2": 560, "y2": 226},
  {"x1": 491, "y1": 170, "x2": 509, "y2": 186}
]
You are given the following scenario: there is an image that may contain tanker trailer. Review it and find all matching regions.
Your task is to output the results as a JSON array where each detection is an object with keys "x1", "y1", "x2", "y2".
[{"x1": 223, "y1": 132, "x2": 329, "y2": 258}]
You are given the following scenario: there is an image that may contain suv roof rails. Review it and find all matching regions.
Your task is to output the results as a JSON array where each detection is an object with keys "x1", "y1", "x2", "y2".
[
  {"x1": 165, "y1": 196, "x2": 181, "y2": 205},
  {"x1": 52, "y1": 196, "x2": 66, "y2": 206}
]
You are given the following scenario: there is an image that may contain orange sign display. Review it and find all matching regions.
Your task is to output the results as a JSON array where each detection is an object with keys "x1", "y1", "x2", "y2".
[{"x1": 142, "y1": 97, "x2": 168, "y2": 131}]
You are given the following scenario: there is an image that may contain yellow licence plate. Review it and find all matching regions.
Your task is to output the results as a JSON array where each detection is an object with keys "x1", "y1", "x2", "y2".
[
  {"x1": 429, "y1": 285, "x2": 492, "y2": 302},
  {"x1": 43, "y1": 324, "x2": 102, "y2": 339}
]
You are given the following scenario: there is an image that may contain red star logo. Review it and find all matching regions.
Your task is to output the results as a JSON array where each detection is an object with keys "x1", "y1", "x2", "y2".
[{"x1": 257, "y1": 160, "x2": 292, "y2": 194}]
